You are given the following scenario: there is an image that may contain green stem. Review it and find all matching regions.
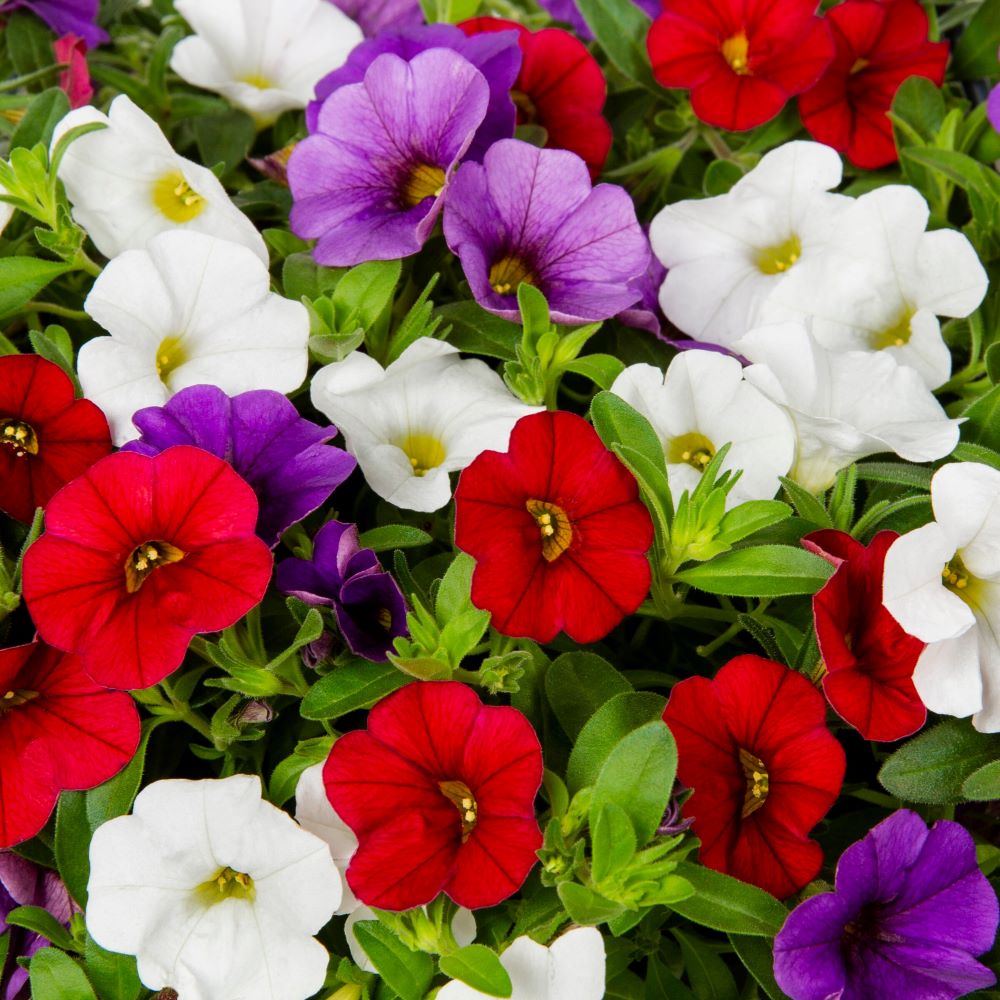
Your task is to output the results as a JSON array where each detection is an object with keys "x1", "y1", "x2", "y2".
[
  {"x1": 696, "y1": 619, "x2": 743, "y2": 657},
  {"x1": 71, "y1": 249, "x2": 103, "y2": 278},
  {"x1": 158, "y1": 676, "x2": 213, "y2": 741},
  {"x1": 0, "y1": 63, "x2": 68, "y2": 92},
  {"x1": 23, "y1": 301, "x2": 89, "y2": 321},
  {"x1": 452, "y1": 667, "x2": 483, "y2": 685}
]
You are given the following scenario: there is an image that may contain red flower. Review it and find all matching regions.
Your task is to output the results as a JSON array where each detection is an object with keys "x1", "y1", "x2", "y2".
[
  {"x1": 663, "y1": 655, "x2": 845, "y2": 899},
  {"x1": 0, "y1": 640, "x2": 139, "y2": 847},
  {"x1": 647, "y1": 0, "x2": 834, "y2": 131},
  {"x1": 324, "y1": 681, "x2": 543, "y2": 910},
  {"x1": 22, "y1": 446, "x2": 272, "y2": 690},
  {"x1": 803, "y1": 529, "x2": 926, "y2": 741},
  {"x1": 454, "y1": 410, "x2": 653, "y2": 644},
  {"x1": 0, "y1": 355, "x2": 111, "y2": 524},
  {"x1": 54, "y1": 33, "x2": 93, "y2": 108},
  {"x1": 460, "y1": 17, "x2": 613, "y2": 179},
  {"x1": 799, "y1": 0, "x2": 948, "y2": 169}
]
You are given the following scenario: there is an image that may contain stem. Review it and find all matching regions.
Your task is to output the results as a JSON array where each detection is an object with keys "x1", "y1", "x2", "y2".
[
  {"x1": 71, "y1": 249, "x2": 103, "y2": 278},
  {"x1": 696, "y1": 619, "x2": 743, "y2": 657},
  {"x1": 452, "y1": 667, "x2": 483, "y2": 685},
  {"x1": 23, "y1": 301, "x2": 89, "y2": 321},
  {"x1": 0, "y1": 63, "x2": 68, "y2": 92},
  {"x1": 158, "y1": 676, "x2": 213, "y2": 741}
]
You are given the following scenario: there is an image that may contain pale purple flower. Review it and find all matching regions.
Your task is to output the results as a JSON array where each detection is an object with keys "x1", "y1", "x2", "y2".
[
  {"x1": 327, "y1": 0, "x2": 422, "y2": 38},
  {"x1": 617, "y1": 226, "x2": 667, "y2": 337},
  {"x1": 989, "y1": 85, "x2": 1000, "y2": 136},
  {"x1": 0, "y1": 0, "x2": 106, "y2": 47}
]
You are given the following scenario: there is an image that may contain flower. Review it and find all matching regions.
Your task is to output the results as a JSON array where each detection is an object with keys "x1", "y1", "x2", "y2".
[
  {"x1": 277, "y1": 519, "x2": 408, "y2": 662},
  {"x1": 123, "y1": 385, "x2": 356, "y2": 548},
  {"x1": 609, "y1": 353, "x2": 795, "y2": 509},
  {"x1": 662, "y1": 654, "x2": 845, "y2": 899},
  {"x1": 444, "y1": 139, "x2": 649, "y2": 324},
  {"x1": 171, "y1": 0, "x2": 362, "y2": 126},
  {"x1": 774, "y1": 810, "x2": 999, "y2": 1000},
  {"x1": 0, "y1": 354, "x2": 112, "y2": 524},
  {"x1": 454, "y1": 410, "x2": 653, "y2": 643},
  {"x1": 617, "y1": 227, "x2": 668, "y2": 337},
  {"x1": 647, "y1": 0, "x2": 833, "y2": 131},
  {"x1": 79, "y1": 229, "x2": 308, "y2": 445},
  {"x1": 86, "y1": 774, "x2": 341, "y2": 1000},
  {"x1": 803, "y1": 529, "x2": 925, "y2": 741},
  {"x1": 22, "y1": 446, "x2": 273, "y2": 690},
  {"x1": 799, "y1": 0, "x2": 948, "y2": 169},
  {"x1": 54, "y1": 33, "x2": 93, "y2": 108},
  {"x1": 0, "y1": 640, "x2": 140, "y2": 847},
  {"x1": 290, "y1": 49, "x2": 489, "y2": 267},
  {"x1": 990, "y1": 75, "x2": 1000, "y2": 135},
  {"x1": 53, "y1": 95, "x2": 267, "y2": 263},
  {"x1": 310, "y1": 338, "x2": 538, "y2": 513},
  {"x1": 0, "y1": 0, "x2": 106, "y2": 48},
  {"x1": 328, "y1": 0, "x2": 422, "y2": 37},
  {"x1": 324, "y1": 680, "x2": 543, "y2": 910}
]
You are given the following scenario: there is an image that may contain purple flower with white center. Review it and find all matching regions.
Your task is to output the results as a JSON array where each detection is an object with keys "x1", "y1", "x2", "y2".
[
  {"x1": 123, "y1": 385, "x2": 356, "y2": 548},
  {"x1": 290, "y1": 48, "x2": 490, "y2": 267},
  {"x1": 773, "y1": 809, "x2": 999, "y2": 1000},
  {"x1": 327, "y1": 0, "x2": 422, "y2": 39},
  {"x1": 277, "y1": 519, "x2": 408, "y2": 662},
  {"x1": 443, "y1": 139, "x2": 650, "y2": 325},
  {"x1": 0, "y1": 0, "x2": 106, "y2": 47}
]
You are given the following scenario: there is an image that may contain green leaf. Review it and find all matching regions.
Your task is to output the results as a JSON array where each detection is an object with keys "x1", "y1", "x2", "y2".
[
  {"x1": 300, "y1": 661, "x2": 408, "y2": 720},
  {"x1": 435, "y1": 302, "x2": 521, "y2": 360},
  {"x1": 574, "y1": 0, "x2": 660, "y2": 92},
  {"x1": 545, "y1": 651, "x2": 632, "y2": 741},
  {"x1": 779, "y1": 477, "x2": 832, "y2": 527},
  {"x1": 669, "y1": 863, "x2": 787, "y2": 937},
  {"x1": 0, "y1": 257, "x2": 74, "y2": 318},
  {"x1": 29, "y1": 948, "x2": 98, "y2": 1000},
  {"x1": 703, "y1": 160, "x2": 744, "y2": 196},
  {"x1": 438, "y1": 945, "x2": 513, "y2": 998},
  {"x1": 353, "y1": 920, "x2": 434, "y2": 1000},
  {"x1": 83, "y1": 935, "x2": 142, "y2": 1000},
  {"x1": 357, "y1": 524, "x2": 433, "y2": 553},
  {"x1": 282, "y1": 252, "x2": 343, "y2": 302},
  {"x1": 435, "y1": 552, "x2": 481, "y2": 621},
  {"x1": 192, "y1": 109, "x2": 256, "y2": 177},
  {"x1": 855, "y1": 461, "x2": 933, "y2": 490},
  {"x1": 6, "y1": 11, "x2": 56, "y2": 76},
  {"x1": 85, "y1": 718, "x2": 158, "y2": 830},
  {"x1": 11, "y1": 88, "x2": 70, "y2": 150},
  {"x1": 54, "y1": 790, "x2": 93, "y2": 907},
  {"x1": 728, "y1": 935, "x2": 790, "y2": 1000},
  {"x1": 268, "y1": 736, "x2": 335, "y2": 806},
  {"x1": 5, "y1": 906, "x2": 75, "y2": 952},
  {"x1": 673, "y1": 929, "x2": 738, "y2": 1000},
  {"x1": 29, "y1": 325, "x2": 80, "y2": 392},
  {"x1": 962, "y1": 383, "x2": 1000, "y2": 452},
  {"x1": 591, "y1": 801, "x2": 639, "y2": 883},
  {"x1": 962, "y1": 759, "x2": 1000, "y2": 801},
  {"x1": 715, "y1": 500, "x2": 792, "y2": 546},
  {"x1": 675, "y1": 545, "x2": 834, "y2": 597},
  {"x1": 646, "y1": 958, "x2": 697, "y2": 1000},
  {"x1": 335, "y1": 259, "x2": 402, "y2": 330},
  {"x1": 557, "y1": 882, "x2": 626, "y2": 925},
  {"x1": 952, "y1": 0, "x2": 1000, "y2": 78},
  {"x1": 591, "y1": 391, "x2": 667, "y2": 481},
  {"x1": 564, "y1": 353, "x2": 626, "y2": 390}
]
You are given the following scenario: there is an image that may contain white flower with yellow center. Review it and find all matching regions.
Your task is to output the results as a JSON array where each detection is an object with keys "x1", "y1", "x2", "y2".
[
  {"x1": 86, "y1": 774, "x2": 341, "y2": 1000},
  {"x1": 310, "y1": 338, "x2": 540, "y2": 512},
  {"x1": 79, "y1": 229, "x2": 308, "y2": 444},
  {"x1": 53, "y1": 95, "x2": 267, "y2": 263}
]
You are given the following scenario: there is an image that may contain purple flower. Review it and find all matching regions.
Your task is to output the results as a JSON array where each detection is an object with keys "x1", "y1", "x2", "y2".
[
  {"x1": 617, "y1": 226, "x2": 668, "y2": 337},
  {"x1": 443, "y1": 139, "x2": 650, "y2": 325},
  {"x1": 989, "y1": 83, "x2": 1000, "y2": 137},
  {"x1": 290, "y1": 48, "x2": 490, "y2": 267},
  {"x1": 326, "y1": 0, "x2": 422, "y2": 39},
  {"x1": 773, "y1": 810, "x2": 999, "y2": 1000},
  {"x1": 123, "y1": 385, "x2": 356, "y2": 548},
  {"x1": 0, "y1": 0, "x2": 107, "y2": 47},
  {"x1": 277, "y1": 519, "x2": 408, "y2": 662}
]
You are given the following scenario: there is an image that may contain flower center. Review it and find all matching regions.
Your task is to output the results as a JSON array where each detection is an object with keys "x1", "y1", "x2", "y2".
[
  {"x1": 439, "y1": 779, "x2": 478, "y2": 843},
  {"x1": 155, "y1": 336, "x2": 187, "y2": 382},
  {"x1": 489, "y1": 255, "x2": 535, "y2": 297},
  {"x1": 756, "y1": 234, "x2": 801, "y2": 275},
  {"x1": 398, "y1": 432, "x2": 447, "y2": 477},
  {"x1": 721, "y1": 31, "x2": 750, "y2": 75},
  {"x1": 850, "y1": 57, "x2": 870, "y2": 74},
  {"x1": 525, "y1": 498, "x2": 573, "y2": 562},
  {"x1": 512, "y1": 89, "x2": 538, "y2": 124},
  {"x1": 238, "y1": 72, "x2": 274, "y2": 89},
  {"x1": 376, "y1": 608, "x2": 393, "y2": 631},
  {"x1": 667, "y1": 431, "x2": 716, "y2": 471},
  {"x1": 152, "y1": 171, "x2": 206, "y2": 224},
  {"x1": 195, "y1": 866, "x2": 256, "y2": 905},
  {"x1": 942, "y1": 553, "x2": 976, "y2": 599},
  {"x1": 0, "y1": 689, "x2": 39, "y2": 712},
  {"x1": 0, "y1": 418, "x2": 39, "y2": 458},
  {"x1": 739, "y1": 748, "x2": 769, "y2": 818},
  {"x1": 125, "y1": 540, "x2": 186, "y2": 594},
  {"x1": 871, "y1": 308, "x2": 914, "y2": 350},
  {"x1": 402, "y1": 163, "x2": 446, "y2": 208}
]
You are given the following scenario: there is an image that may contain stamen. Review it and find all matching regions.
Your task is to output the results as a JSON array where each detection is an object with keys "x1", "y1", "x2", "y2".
[
  {"x1": 152, "y1": 171, "x2": 207, "y2": 223},
  {"x1": 125, "y1": 539, "x2": 186, "y2": 594},
  {"x1": 195, "y1": 866, "x2": 256, "y2": 905},
  {"x1": 721, "y1": 32, "x2": 751, "y2": 75},
  {"x1": 525, "y1": 499, "x2": 573, "y2": 562},
  {"x1": 376, "y1": 608, "x2": 393, "y2": 631},
  {"x1": 402, "y1": 163, "x2": 446, "y2": 208},
  {"x1": 439, "y1": 779, "x2": 478, "y2": 842},
  {"x1": 667, "y1": 432, "x2": 716, "y2": 471},
  {"x1": 0, "y1": 689, "x2": 39, "y2": 711},
  {"x1": 155, "y1": 336, "x2": 187, "y2": 382},
  {"x1": 0, "y1": 419, "x2": 39, "y2": 458},
  {"x1": 398, "y1": 432, "x2": 446, "y2": 477},
  {"x1": 871, "y1": 308, "x2": 914, "y2": 351},
  {"x1": 755, "y1": 235, "x2": 802, "y2": 275},
  {"x1": 738, "y1": 748, "x2": 769, "y2": 818},
  {"x1": 489, "y1": 255, "x2": 535, "y2": 296},
  {"x1": 942, "y1": 554, "x2": 974, "y2": 596}
]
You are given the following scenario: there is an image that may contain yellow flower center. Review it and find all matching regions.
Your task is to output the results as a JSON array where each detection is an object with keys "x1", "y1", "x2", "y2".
[
  {"x1": 0, "y1": 689, "x2": 39, "y2": 711},
  {"x1": 526, "y1": 498, "x2": 573, "y2": 562},
  {"x1": 402, "y1": 164, "x2": 446, "y2": 208},
  {"x1": 489, "y1": 255, "x2": 535, "y2": 297},
  {"x1": 0, "y1": 419, "x2": 39, "y2": 458},
  {"x1": 722, "y1": 31, "x2": 751, "y2": 75},
  {"x1": 155, "y1": 336, "x2": 187, "y2": 383},
  {"x1": 195, "y1": 866, "x2": 256, "y2": 905},
  {"x1": 125, "y1": 540, "x2": 186, "y2": 594},
  {"x1": 871, "y1": 308, "x2": 914, "y2": 350},
  {"x1": 756, "y1": 235, "x2": 802, "y2": 275},
  {"x1": 439, "y1": 779, "x2": 478, "y2": 843},
  {"x1": 739, "y1": 748, "x2": 769, "y2": 818},
  {"x1": 239, "y1": 73, "x2": 274, "y2": 89},
  {"x1": 152, "y1": 171, "x2": 206, "y2": 224},
  {"x1": 399, "y1": 432, "x2": 446, "y2": 477},
  {"x1": 850, "y1": 57, "x2": 869, "y2": 74},
  {"x1": 942, "y1": 553, "x2": 978, "y2": 599},
  {"x1": 376, "y1": 608, "x2": 394, "y2": 631},
  {"x1": 667, "y1": 431, "x2": 716, "y2": 471}
]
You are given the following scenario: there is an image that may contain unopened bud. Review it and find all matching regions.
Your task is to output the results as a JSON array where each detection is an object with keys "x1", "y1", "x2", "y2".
[{"x1": 301, "y1": 632, "x2": 334, "y2": 669}]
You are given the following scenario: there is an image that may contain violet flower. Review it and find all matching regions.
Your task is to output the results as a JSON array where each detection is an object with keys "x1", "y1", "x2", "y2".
[
  {"x1": 617, "y1": 226, "x2": 668, "y2": 337},
  {"x1": 773, "y1": 809, "x2": 999, "y2": 1000},
  {"x1": 0, "y1": 0, "x2": 106, "y2": 48},
  {"x1": 327, "y1": 0, "x2": 422, "y2": 39}
]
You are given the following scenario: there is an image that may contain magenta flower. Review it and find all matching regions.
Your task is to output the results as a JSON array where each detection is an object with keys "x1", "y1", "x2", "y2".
[{"x1": 0, "y1": 0, "x2": 106, "y2": 47}]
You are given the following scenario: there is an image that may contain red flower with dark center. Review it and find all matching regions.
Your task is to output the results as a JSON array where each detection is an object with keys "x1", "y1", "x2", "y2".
[
  {"x1": 803, "y1": 529, "x2": 926, "y2": 741},
  {"x1": 663, "y1": 655, "x2": 845, "y2": 899},
  {"x1": 324, "y1": 681, "x2": 543, "y2": 910},
  {"x1": 454, "y1": 410, "x2": 653, "y2": 644},
  {"x1": 0, "y1": 355, "x2": 111, "y2": 524},
  {"x1": 459, "y1": 16, "x2": 613, "y2": 179},
  {"x1": 798, "y1": 0, "x2": 948, "y2": 169},
  {"x1": 647, "y1": 0, "x2": 834, "y2": 131},
  {"x1": 0, "y1": 639, "x2": 140, "y2": 847},
  {"x1": 22, "y1": 446, "x2": 272, "y2": 690}
]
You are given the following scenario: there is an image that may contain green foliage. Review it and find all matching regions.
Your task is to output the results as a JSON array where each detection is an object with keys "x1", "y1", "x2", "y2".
[
  {"x1": 28, "y1": 948, "x2": 97, "y2": 1000},
  {"x1": 438, "y1": 946, "x2": 513, "y2": 997}
]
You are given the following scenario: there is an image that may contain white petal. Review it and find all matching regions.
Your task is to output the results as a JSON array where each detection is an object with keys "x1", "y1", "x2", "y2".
[
  {"x1": 503, "y1": 936, "x2": 554, "y2": 998},
  {"x1": 910, "y1": 228, "x2": 988, "y2": 318},
  {"x1": 931, "y1": 461, "x2": 1000, "y2": 575},
  {"x1": 913, "y1": 628, "x2": 983, "y2": 720},
  {"x1": 549, "y1": 927, "x2": 606, "y2": 1000}
]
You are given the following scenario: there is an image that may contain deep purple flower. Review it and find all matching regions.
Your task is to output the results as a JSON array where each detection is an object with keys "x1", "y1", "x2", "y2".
[
  {"x1": 0, "y1": 0, "x2": 106, "y2": 48},
  {"x1": 277, "y1": 519, "x2": 408, "y2": 661},
  {"x1": 290, "y1": 48, "x2": 489, "y2": 267},
  {"x1": 123, "y1": 385, "x2": 356, "y2": 548},
  {"x1": 774, "y1": 810, "x2": 999, "y2": 1000},
  {"x1": 327, "y1": 0, "x2": 422, "y2": 39},
  {"x1": 443, "y1": 139, "x2": 650, "y2": 325}
]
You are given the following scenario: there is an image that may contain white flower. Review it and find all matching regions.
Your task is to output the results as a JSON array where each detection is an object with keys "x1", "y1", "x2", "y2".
[
  {"x1": 609, "y1": 352, "x2": 794, "y2": 508},
  {"x1": 86, "y1": 774, "x2": 341, "y2": 1000},
  {"x1": 80, "y1": 229, "x2": 308, "y2": 444},
  {"x1": 437, "y1": 927, "x2": 605, "y2": 1000},
  {"x1": 739, "y1": 324, "x2": 960, "y2": 494},
  {"x1": 53, "y1": 95, "x2": 267, "y2": 263},
  {"x1": 0, "y1": 181, "x2": 13, "y2": 235},
  {"x1": 311, "y1": 338, "x2": 540, "y2": 512},
  {"x1": 884, "y1": 462, "x2": 1000, "y2": 733},
  {"x1": 171, "y1": 0, "x2": 362, "y2": 126}
]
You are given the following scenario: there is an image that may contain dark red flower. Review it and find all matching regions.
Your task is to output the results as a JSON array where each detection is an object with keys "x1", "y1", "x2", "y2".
[
  {"x1": 799, "y1": 0, "x2": 948, "y2": 169},
  {"x1": 54, "y1": 33, "x2": 93, "y2": 108},
  {"x1": 454, "y1": 410, "x2": 653, "y2": 644},
  {"x1": 803, "y1": 529, "x2": 926, "y2": 741},
  {"x1": 0, "y1": 639, "x2": 140, "y2": 847},
  {"x1": 0, "y1": 355, "x2": 111, "y2": 524},
  {"x1": 663, "y1": 655, "x2": 845, "y2": 899},
  {"x1": 459, "y1": 16, "x2": 613, "y2": 179},
  {"x1": 22, "y1": 446, "x2": 272, "y2": 690},
  {"x1": 324, "y1": 681, "x2": 543, "y2": 910},
  {"x1": 647, "y1": 0, "x2": 834, "y2": 131}
]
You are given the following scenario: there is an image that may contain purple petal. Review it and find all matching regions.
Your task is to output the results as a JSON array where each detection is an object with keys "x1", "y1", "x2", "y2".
[
  {"x1": 0, "y1": 0, "x2": 108, "y2": 47},
  {"x1": 988, "y1": 82, "x2": 1000, "y2": 136},
  {"x1": 774, "y1": 892, "x2": 853, "y2": 1000},
  {"x1": 336, "y1": 567, "x2": 409, "y2": 661},
  {"x1": 845, "y1": 943, "x2": 995, "y2": 1000},
  {"x1": 326, "y1": 0, "x2": 423, "y2": 38}
]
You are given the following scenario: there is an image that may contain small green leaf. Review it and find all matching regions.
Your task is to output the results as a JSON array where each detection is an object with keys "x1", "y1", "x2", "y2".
[
  {"x1": 675, "y1": 545, "x2": 834, "y2": 597},
  {"x1": 83, "y1": 934, "x2": 142, "y2": 1000},
  {"x1": 334, "y1": 259, "x2": 402, "y2": 331},
  {"x1": 715, "y1": 500, "x2": 792, "y2": 545},
  {"x1": 300, "y1": 661, "x2": 408, "y2": 720},
  {"x1": 357, "y1": 525, "x2": 433, "y2": 552},
  {"x1": 728, "y1": 935, "x2": 790, "y2": 1000},
  {"x1": 268, "y1": 736, "x2": 335, "y2": 806},
  {"x1": 563, "y1": 353, "x2": 626, "y2": 389},
  {"x1": 545, "y1": 651, "x2": 632, "y2": 741},
  {"x1": 962, "y1": 759, "x2": 1000, "y2": 801},
  {"x1": 5, "y1": 906, "x2": 75, "y2": 952},
  {"x1": 353, "y1": 920, "x2": 434, "y2": 1000},
  {"x1": 779, "y1": 477, "x2": 833, "y2": 527},
  {"x1": 0, "y1": 258, "x2": 74, "y2": 318},
  {"x1": 669, "y1": 863, "x2": 788, "y2": 937},
  {"x1": 439, "y1": 945, "x2": 513, "y2": 998},
  {"x1": 703, "y1": 160, "x2": 743, "y2": 196},
  {"x1": 673, "y1": 929, "x2": 738, "y2": 1000},
  {"x1": 192, "y1": 109, "x2": 256, "y2": 177},
  {"x1": 435, "y1": 302, "x2": 521, "y2": 360},
  {"x1": 591, "y1": 391, "x2": 668, "y2": 482},
  {"x1": 591, "y1": 801, "x2": 638, "y2": 883},
  {"x1": 11, "y1": 89, "x2": 70, "y2": 151},
  {"x1": 54, "y1": 790, "x2": 93, "y2": 907},
  {"x1": 574, "y1": 0, "x2": 660, "y2": 93},
  {"x1": 952, "y1": 0, "x2": 1000, "y2": 78},
  {"x1": 29, "y1": 948, "x2": 98, "y2": 1000},
  {"x1": 557, "y1": 882, "x2": 626, "y2": 926}
]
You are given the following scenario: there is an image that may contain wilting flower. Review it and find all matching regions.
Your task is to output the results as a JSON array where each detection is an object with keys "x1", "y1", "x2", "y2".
[
  {"x1": 444, "y1": 139, "x2": 649, "y2": 324},
  {"x1": 54, "y1": 33, "x2": 93, "y2": 107},
  {"x1": 774, "y1": 810, "x2": 999, "y2": 1000},
  {"x1": 324, "y1": 681, "x2": 543, "y2": 910},
  {"x1": 0, "y1": 0, "x2": 106, "y2": 48},
  {"x1": 663, "y1": 655, "x2": 845, "y2": 899},
  {"x1": 87, "y1": 775, "x2": 341, "y2": 1000},
  {"x1": 22, "y1": 447, "x2": 272, "y2": 690},
  {"x1": 455, "y1": 410, "x2": 653, "y2": 643},
  {"x1": 328, "y1": 0, "x2": 421, "y2": 37}
]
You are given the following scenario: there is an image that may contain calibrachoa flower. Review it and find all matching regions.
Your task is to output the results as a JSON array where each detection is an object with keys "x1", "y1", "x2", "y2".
[
  {"x1": 0, "y1": 0, "x2": 106, "y2": 48},
  {"x1": 663, "y1": 655, "x2": 845, "y2": 899},
  {"x1": 804, "y1": 529, "x2": 925, "y2": 742},
  {"x1": 647, "y1": 0, "x2": 833, "y2": 131},
  {"x1": 0, "y1": 640, "x2": 140, "y2": 847},
  {"x1": 324, "y1": 681, "x2": 544, "y2": 910},
  {"x1": 774, "y1": 810, "x2": 999, "y2": 999},
  {"x1": 444, "y1": 139, "x2": 649, "y2": 324},
  {"x1": 22, "y1": 446, "x2": 273, "y2": 690},
  {"x1": 328, "y1": 0, "x2": 421, "y2": 37},
  {"x1": 54, "y1": 33, "x2": 93, "y2": 107},
  {"x1": 617, "y1": 226, "x2": 668, "y2": 338},
  {"x1": 277, "y1": 519, "x2": 408, "y2": 662},
  {"x1": 124, "y1": 385, "x2": 356, "y2": 548},
  {"x1": 290, "y1": 49, "x2": 489, "y2": 267},
  {"x1": 454, "y1": 410, "x2": 653, "y2": 643},
  {"x1": 86, "y1": 775, "x2": 342, "y2": 1000},
  {"x1": 0, "y1": 354, "x2": 112, "y2": 524}
]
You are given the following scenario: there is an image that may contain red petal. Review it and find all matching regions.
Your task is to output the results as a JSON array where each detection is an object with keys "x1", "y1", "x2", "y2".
[
  {"x1": 728, "y1": 809, "x2": 824, "y2": 899},
  {"x1": 462, "y1": 705, "x2": 543, "y2": 817},
  {"x1": 691, "y1": 68, "x2": 790, "y2": 131},
  {"x1": 0, "y1": 355, "x2": 75, "y2": 425},
  {"x1": 446, "y1": 816, "x2": 543, "y2": 908}
]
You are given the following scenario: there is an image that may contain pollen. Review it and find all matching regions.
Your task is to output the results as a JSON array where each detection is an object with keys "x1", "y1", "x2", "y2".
[
  {"x1": 402, "y1": 163, "x2": 447, "y2": 208},
  {"x1": 722, "y1": 31, "x2": 751, "y2": 75},
  {"x1": 155, "y1": 336, "x2": 187, "y2": 382},
  {"x1": 667, "y1": 431, "x2": 716, "y2": 471},
  {"x1": 526, "y1": 498, "x2": 573, "y2": 562},
  {"x1": 376, "y1": 607, "x2": 393, "y2": 631},
  {"x1": 0, "y1": 419, "x2": 39, "y2": 458},
  {"x1": 756, "y1": 234, "x2": 802, "y2": 275},
  {"x1": 942, "y1": 554, "x2": 974, "y2": 596},
  {"x1": 739, "y1": 747, "x2": 770, "y2": 818},
  {"x1": 439, "y1": 779, "x2": 479, "y2": 842},
  {"x1": 238, "y1": 72, "x2": 274, "y2": 90},
  {"x1": 871, "y1": 308, "x2": 914, "y2": 351},
  {"x1": 488, "y1": 255, "x2": 535, "y2": 297},
  {"x1": 125, "y1": 539, "x2": 186, "y2": 594},
  {"x1": 398, "y1": 432, "x2": 447, "y2": 477},
  {"x1": 152, "y1": 170, "x2": 207, "y2": 224},
  {"x1": 0, "y1": 689, "x2": 39, "y2": 711},
  {"x1": 195, "y1": 865, "x2": 256, "y2": 905}
]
